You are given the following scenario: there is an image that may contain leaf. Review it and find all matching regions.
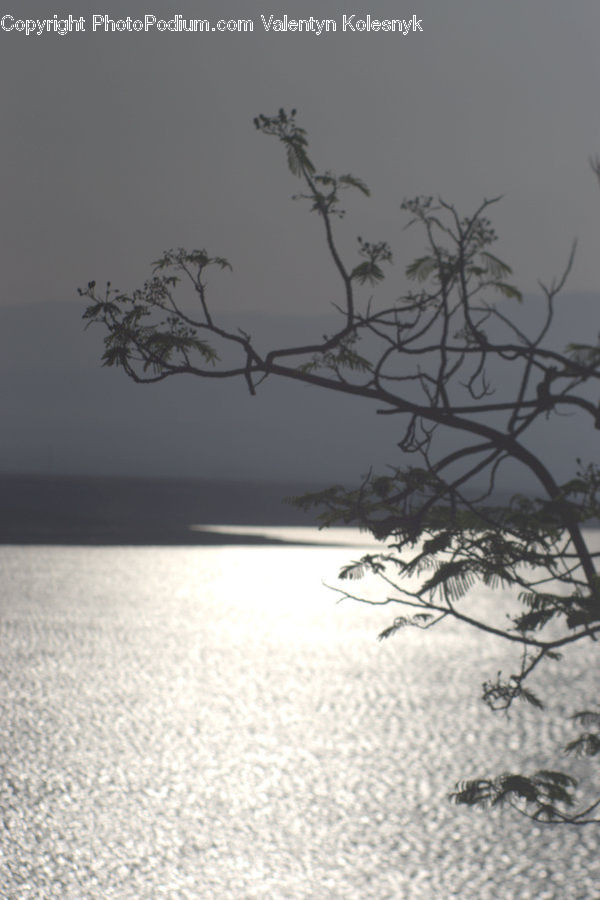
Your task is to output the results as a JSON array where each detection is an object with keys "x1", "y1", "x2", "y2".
[
  {"x1": 520, "y1": 688, "x2": 544, "y2": 709},
  {"x1": 406, "y1": 255, "x2": 437, "y2": 282},
  {"x1": 338, "y1": 173, "x2": 370, "y2": 196},
  {"x1": 492, "y1": 775, "x2": 539, "y2": 805},
  {"x1": 339, "y1": 561, "x2": 367, "y2": 580},
  {"x1": 452, "y1": 770, "x2": 577, "y2": 813},
  {"x1": 571, "y1": 710, "x2": 600, "y2": 727},
  {"x1": 450, "y1": 779, "x2": 494, "y2": 807},
  {"x1": 535, "y1": 769, "x2": 577, "y2": 788},
  {"x1": 350, "y1": 261, "x2": 385, "y2": 285},
  {"x1": 420, "y1": 560, "x2": 476, "y2": 603},
  {"x1": 566, "y1": 342, "x2": 600, "y2": 367},
  {"x1": 566, "y1": 609, "x2": 594, "y2": 629},
  {"x1": 479, "y1": 251, "x2": 512, "y2": 279},
  {"x1": 284, "y1": 139, "x2": 315, "y2": 177},
  {"x1": 514, "y1": 608, "x2": 556, "y2": 633},
  {"x1": 377, "y1": 613, "x2": 433, "y2": 641},
  {"x1": 421, "y1": 532, "x2": 452, "y2": 555},
  {"x1": 565, "y1": 733, "x2": 600, "y2": 757},
  {"x1": 491, "y1": 281, "x2": 523, "y2": 301}
]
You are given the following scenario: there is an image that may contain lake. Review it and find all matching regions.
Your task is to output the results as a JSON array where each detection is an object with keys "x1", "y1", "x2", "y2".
[{"x1": 0, "y1": 529, "x2": 598, "y2": 898}]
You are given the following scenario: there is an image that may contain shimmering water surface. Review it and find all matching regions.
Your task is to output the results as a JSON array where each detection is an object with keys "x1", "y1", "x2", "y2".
[{"x1": 0, "y1": 529, "x2": 599, "y2": 898}]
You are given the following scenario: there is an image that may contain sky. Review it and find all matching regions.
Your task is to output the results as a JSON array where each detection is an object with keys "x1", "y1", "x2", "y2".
[{"x1": 1, "y1": 1, "x2": 600, "y2": 484}]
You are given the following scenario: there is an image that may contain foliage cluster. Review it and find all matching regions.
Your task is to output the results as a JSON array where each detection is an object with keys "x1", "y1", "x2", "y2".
[{"x1": 81, "y1": 108, "x2": 600, "y2": 824}]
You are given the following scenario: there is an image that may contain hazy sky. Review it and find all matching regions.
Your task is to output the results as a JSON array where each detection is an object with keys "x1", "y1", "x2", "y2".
[
  {"x1": 3, "y1": 0, "x2": 600, "y2": 314},
  {"x1": 1, "y1": 1, "x2": 600, "y2": 484}
]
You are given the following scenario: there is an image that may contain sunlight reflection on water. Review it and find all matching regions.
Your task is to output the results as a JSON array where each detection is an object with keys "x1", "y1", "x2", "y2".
[{"x1": 0, "y1": 530, "x2": 598, "y2": 898}]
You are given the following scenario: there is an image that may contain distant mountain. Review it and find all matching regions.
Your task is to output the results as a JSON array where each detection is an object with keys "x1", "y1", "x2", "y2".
[
  {"x1": 0, "y1": 295, "x2": 597, "y2": 488},
  {"x1": 0, "y1": 300, "x2": 398, "y2": 482},
  {"x1": 0, "y1": 473, "x2": 322, "y2": 544}
]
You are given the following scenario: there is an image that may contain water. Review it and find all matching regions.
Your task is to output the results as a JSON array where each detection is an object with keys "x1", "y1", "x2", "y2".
[{"x1": 0, "y1": 529, "x2": 598, "y2": 898}]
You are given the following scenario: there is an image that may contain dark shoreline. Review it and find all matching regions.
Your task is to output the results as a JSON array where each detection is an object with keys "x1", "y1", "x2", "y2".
[
  {"x1": 0, "y1": 473, "x2": 331, "y2": 547},
  {"x1": 2, "y1": 473, "x2": 596, "y2": 548}
]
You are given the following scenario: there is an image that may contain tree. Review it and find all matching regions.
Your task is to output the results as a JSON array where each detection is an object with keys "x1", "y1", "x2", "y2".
[{"x1": 80, "y1": 109, "x2": 600, "y2": 824}]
